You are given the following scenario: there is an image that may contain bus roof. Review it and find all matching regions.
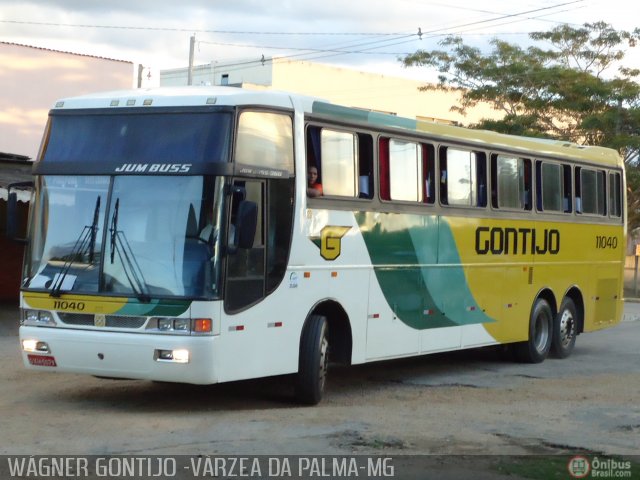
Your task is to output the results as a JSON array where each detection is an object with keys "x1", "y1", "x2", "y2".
[
  {"x1": 310, "y1": 101, "x2": 623, "y2": 169},
  {"x1": 52, "y1": 86, "x2": 622, "y2": 169}
]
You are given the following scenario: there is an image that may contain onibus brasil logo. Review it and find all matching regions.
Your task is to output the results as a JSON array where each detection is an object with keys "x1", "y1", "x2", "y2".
[{"x1": 568, "y1": 456, "x2": 633, "y2": 478}]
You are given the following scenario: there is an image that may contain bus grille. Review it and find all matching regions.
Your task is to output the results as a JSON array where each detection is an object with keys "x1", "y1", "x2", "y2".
[{"x1": 57, "y1": 313, "x2": 147, "y2": 329}]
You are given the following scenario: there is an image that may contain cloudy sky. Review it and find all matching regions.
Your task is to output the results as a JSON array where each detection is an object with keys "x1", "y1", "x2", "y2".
[{"x1": 1, "y1": 0, "x2": 639, "y2": 85}]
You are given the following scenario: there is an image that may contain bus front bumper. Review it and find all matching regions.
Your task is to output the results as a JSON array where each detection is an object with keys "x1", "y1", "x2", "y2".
[{"x1": 19, "y1": 326, "x2": 219, "y2": 385}]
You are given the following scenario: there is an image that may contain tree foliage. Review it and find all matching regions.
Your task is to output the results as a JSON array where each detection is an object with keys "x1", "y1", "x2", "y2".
[{"x1": 402, "y1": 22, "x2": 640, "y2": 230}]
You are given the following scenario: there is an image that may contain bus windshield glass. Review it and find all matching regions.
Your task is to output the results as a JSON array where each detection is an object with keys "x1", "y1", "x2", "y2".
[
  {"x1": 24, "y1": 175, "x2": 225, "y2": 300},
  {"x1": 42, "y1": 111, "x2": 232, "y2": 164}
]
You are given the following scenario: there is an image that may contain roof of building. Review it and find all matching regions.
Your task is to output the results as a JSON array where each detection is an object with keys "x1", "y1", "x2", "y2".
[
  {"x1": 0, "y1": 154, "x2": 33, "y2": 202},
  {"x1": 0, "y1": 41, "x2": 133, "y2": 64}
]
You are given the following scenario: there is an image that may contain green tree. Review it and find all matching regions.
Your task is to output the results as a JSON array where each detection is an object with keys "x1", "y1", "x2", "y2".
[{"x1": 402, "y1": 22, "x2": 640, "y2": 229}]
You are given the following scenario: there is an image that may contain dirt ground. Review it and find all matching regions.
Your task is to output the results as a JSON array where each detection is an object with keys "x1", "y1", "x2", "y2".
[{"x1": 1, "y1": 302, "x2": 639, "y2": 478}]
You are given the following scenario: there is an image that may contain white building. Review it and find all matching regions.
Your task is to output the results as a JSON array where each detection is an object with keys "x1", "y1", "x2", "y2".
[{"x1": 161, "y1": 57, "x2": 499, "y2": 126}]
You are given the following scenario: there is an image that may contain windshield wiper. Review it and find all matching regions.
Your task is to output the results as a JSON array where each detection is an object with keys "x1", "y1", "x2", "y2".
[
  {"x1": 109, "y1": 198, "x2": 150, "y2": 303},
  {"x1": 50, "y1": 197, "x2": 101, "y2": 297}
]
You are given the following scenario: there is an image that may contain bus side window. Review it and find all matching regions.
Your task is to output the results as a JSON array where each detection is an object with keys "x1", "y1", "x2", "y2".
[
  {"x1": 358, "y1": 133, "x2": 374, "y2": 199},
  {"x1": 307, "y1": 126, "x2": 372, "y2": 199},
  {"x1": 609, "y1": 172, "x2": 622, "y2": 218},
  {"x1": 384, "y1": 138, "x2": 423, "y2": 202},
  {"x1": 537, "y1": 161, "x2": 571, "y2": 213},
  {"x1": 491, "y1": 155, "x2": 532, "y2": 210},
  {"x1": 439, "y1": 146, "x2": 486, "y2": 207},
  {"x1": 306, "y1": 126, "x2": 323, "y2": 197},
  {"x1": 577, "y1": 167, "x2": 606, "y2": 215},
  {"x1": 423, "y1": 143, "x2": 435, "y2": 204}
]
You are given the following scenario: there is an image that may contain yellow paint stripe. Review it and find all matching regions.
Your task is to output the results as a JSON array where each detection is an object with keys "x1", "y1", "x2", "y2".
[{"x1": 23, "y1": 292, "x2": 128, "y2": 314}]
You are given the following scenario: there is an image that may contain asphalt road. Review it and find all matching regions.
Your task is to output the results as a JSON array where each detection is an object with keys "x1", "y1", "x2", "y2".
[{"x1": 0, "y1": 301, "x2": 638, "y2": 463}]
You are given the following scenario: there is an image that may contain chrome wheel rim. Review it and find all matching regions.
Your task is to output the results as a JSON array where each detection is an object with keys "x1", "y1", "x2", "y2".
[{"x1": 558, "y1": 309, "x2": 575, "y2": 348}]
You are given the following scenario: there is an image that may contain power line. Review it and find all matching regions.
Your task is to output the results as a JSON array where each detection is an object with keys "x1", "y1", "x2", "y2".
[
  {"x1": 197, "y1": 1, "x2": 588, "y2": 75},
  {"x1": 0, "y1": 19, "x2": 406, "y2": 36}
]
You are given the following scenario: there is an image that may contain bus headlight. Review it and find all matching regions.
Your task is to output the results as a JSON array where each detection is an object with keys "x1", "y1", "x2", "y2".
[
  {"x1": 146, "y1": 317, "x2": 213, "y2": 335},
  {"x1": 173, "y1": 318, "x2": 190, "y2": 332},
  {"x1": 22, "y1": 309, "x2": 56, "y2": 327},
  {"x1": 157, "y1": 318, "x2": 173, "y2": 331}
]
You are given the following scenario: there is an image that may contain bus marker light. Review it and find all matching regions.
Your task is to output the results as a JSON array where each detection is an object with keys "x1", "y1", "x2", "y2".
[
  {"x1": 229, "y1": 325, "x2": 244, "y2": 332},
  {"x1": 268, "y1": 322, "x2": 283, "y2": 328},
  {"x1": 193, "y1": 318, "x2": 212, "y2": 333},
  {"x1": 304, "y1": 272, "x2": 311, "y2": 278},
  {"x1": 331, "y1": 271, "x2": 338, "y2": 277},
  {"x1": 423, "y1": 310, "x2": 433, "y2": 316}
]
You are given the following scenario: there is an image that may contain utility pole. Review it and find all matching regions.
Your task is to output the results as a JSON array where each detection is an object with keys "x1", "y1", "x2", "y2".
[
  {"x1": 187, "y1": 35, "x2": 196, "y2": 86},
  {"x1": 137, "y1": 64, "x2": 144, "y2": 88}
]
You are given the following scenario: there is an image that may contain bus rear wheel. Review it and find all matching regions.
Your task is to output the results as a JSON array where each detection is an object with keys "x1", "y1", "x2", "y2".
[
  {"x1": 295, "y1": 315, "x2": 329, "y2": 405},
  {"x1": 551, "y1": 297, "x2": 577, "y2": 359},
  {"x1": 514, "y1": 298, "x2": 553, "y2": 363}
]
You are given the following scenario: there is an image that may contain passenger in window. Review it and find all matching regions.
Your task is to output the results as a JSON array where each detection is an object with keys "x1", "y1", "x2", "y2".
[{"x1": 307, "y1": 165, "x2": 323, "y2": 197}]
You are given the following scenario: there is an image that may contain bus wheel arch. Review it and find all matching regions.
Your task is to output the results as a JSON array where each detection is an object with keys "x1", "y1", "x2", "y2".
[
  {"x1": 308, "y1": 300, "x2": 353, "y2": 365},
  {"x1": 514, "y1": 290, "x2": 555, "y2": 363},
  {"x1": 295, "y1": 300, "x2": 352, "y2": 405}
]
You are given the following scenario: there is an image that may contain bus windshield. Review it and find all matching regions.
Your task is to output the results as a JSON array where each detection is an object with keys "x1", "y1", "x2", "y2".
[
  {"x1": 24, "y1": 175, "x2": 226, "y2": 300},
  {"x1": 42, "y1": 111, "x2": 232, "y2": 164}
]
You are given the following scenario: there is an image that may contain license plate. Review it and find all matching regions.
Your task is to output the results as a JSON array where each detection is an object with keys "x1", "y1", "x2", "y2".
[{"x1": 27, "y1": 354, "x2": 57, "y2": 367}]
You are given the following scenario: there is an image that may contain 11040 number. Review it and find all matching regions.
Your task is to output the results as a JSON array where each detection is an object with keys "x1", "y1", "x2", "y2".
[{"x1": 595, "y1": 236, "x2": 618, "y2": 249}]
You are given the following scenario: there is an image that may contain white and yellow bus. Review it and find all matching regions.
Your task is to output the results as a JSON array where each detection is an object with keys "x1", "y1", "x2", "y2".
[{"x1": 14, "y1": 87, "x2": 625, "y2": 404}]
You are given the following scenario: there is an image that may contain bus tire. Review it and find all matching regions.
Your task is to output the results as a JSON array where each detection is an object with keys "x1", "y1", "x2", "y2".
[
  {"x1": 551, "y1": 297, "x2": 577, "y2": 359},
  {"x1": 295, "y1": 315, "x2": 329, "y2": 405},
  {"x1": 514, "y1": 298, "x2": 553, "y2": 363}
]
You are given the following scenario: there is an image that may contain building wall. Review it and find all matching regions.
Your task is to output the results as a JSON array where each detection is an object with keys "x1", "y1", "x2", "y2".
[
  {"x1": 270, "y1": 58, "x2": 500, "y2": 125},
  {"x1": 162, "y1": 60, "x2": 274, "y2": 88},
  {"x1": 0, "y1": 43, "x2": 134, "y2": 160},
  {"x1": 160, "y1": 57, "x2": 500, "y2": 125}
]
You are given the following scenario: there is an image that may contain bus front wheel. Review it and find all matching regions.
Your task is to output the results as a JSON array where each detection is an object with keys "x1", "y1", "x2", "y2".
[
  {"x1": 295, "y1": 315, "x2": 329, "y2": 405},
  {"x1": 551, "y1": 297, "x2": 577, "y2": 359},
  {"x1": 514, "y1": 298, "x2": 553, "y2": 363}
]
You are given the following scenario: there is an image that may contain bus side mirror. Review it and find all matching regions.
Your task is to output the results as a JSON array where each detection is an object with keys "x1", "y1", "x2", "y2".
[
  {"x1": 235, "y1": 200, "x2": 257, "y2": 250},
  {"x1": 6, "y1": 182, "x2": 33, "y2": 243}
]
